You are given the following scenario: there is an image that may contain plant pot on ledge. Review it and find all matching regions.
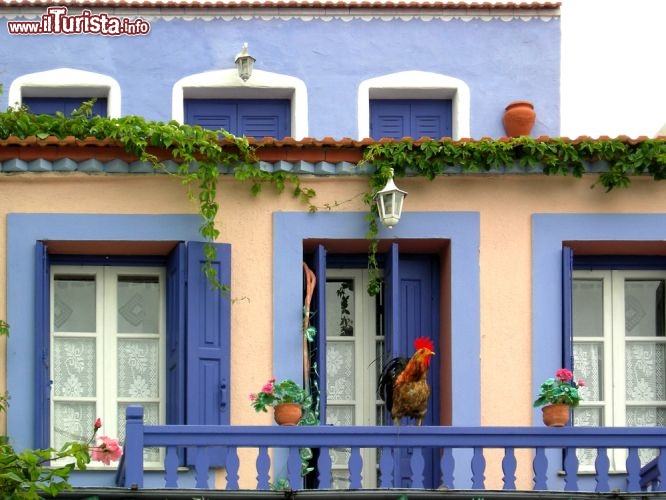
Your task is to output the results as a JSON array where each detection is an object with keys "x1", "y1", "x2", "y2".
[
  {"x1": 502, "y1": 101, "x2": 536, "y2": 137},
  {"x1": 273, "y1": 403, "x2": 302, "y2": 426},
  {"x1": 541, "y1": 403, "x2": 570, "y2": 427}
]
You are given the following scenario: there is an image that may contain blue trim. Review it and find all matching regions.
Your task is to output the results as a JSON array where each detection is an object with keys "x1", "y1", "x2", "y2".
[
  {"x1": 532, "y1": 214, "x2": 666, "y2": 426},
  {"x1": 273, "y1": 211, "x2": 481, "y2": 426},
  {"x1": 574, "y1": 255, "x2": 666, "y2": 270},
  {"x1": 7, "y1": 214, "x2": 202, "y2": 474}
]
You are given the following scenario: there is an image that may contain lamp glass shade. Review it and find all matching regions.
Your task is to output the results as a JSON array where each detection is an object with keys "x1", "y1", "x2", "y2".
[
  {"x1": 234, "y1": 43, "x2": 255, "y2": 82},
  {"x1": 374, "y1": 177, "x2": 407, "y2": 228}
]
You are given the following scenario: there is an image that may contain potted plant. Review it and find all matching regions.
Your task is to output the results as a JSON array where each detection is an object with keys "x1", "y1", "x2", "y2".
[
  {"x1": 250, "y1": 378, "x2": 312, "y2": 426},
  {"x1": 533, "y1": 368, "x2": 585, "y2": 427}
]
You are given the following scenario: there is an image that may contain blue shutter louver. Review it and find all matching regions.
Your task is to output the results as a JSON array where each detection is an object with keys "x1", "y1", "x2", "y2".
[
  {"x1": 312, "y1": 244, "x2": 327, "y2": 424},
  {"x1": 166, "y1": 243, "x2": 186, "y2": 428},
  {"x1": 562, "y1": 245, "x2": 574, "y2": 371}
]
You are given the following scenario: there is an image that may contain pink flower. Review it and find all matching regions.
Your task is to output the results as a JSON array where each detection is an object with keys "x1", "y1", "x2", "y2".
[
  {"x1": 261, "y1": 382, "x2": 274, "y2": 394},
  {"x1": 249, "y1": 393, "x2": 257, "y2": 401},
  {"x1": 555, "y1": 368, "x2": 573, "y2": 382},
  {"x1": 94, "y1": 418, "x2": 102, "y2": 431},
  {"x1": 577, "y1": 379, "x2": 585, "y2": 387},
  {"x1": 91, "y1": 436, "x2": 123, "y2": 465},
  {"x1": 268, "y1": 377, "x2": 276, "y2": 383}
]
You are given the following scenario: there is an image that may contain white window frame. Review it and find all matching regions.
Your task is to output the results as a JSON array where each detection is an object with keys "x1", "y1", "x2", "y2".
[
  {"x1": 172, "y1": 69, "x2": 308, "y2": 140},
  {"x1": 358, "y1": 71, "x2": 471, "y2": 140},
  {"x1": 50, "y1": 265, "x2": 166, "y2": 468},
  {"x1": 8, "y1": 68, "x2": 121, "y2": 117}
]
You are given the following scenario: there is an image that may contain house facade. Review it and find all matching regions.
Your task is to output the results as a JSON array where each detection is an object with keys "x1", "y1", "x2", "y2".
[{"x1": 1, "y1": 1, "x2": 665, "y2": 496}]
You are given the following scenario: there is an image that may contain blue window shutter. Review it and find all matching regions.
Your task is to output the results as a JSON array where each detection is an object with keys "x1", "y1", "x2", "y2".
[
  {"x1": 185, "y1": 99, "x2": 290, "y2": 139},
  {"x1": 186, "y1": 242, "x2": 231, "y2": 420},
  {"x1": 370, "y1": 100, "x2": 452, "y2": 140},
  {"x1": 34, "y1": 241, "x2": 50, "y2": 449},
  {"x1": 312, "y1": 244, "x2": 327, "y2": 423},
  {"x1": 184, "y1": 100, "x2": 236, "y2": 133},
  {"x1": 411, "y1": 100, "x2": 452, "y2": 139},
  {"x1": 166, "y1": 243, "x2": 186, "y2": 427},
  {"x1": 23, "y1": 97, "x2": 107, "y2": 116},
  {"x1": 370, "y1": 102, "x2": 410, "y2": 140},
  {"x1": 562, "y1": 245, "x2": 574, "y2": 371}
]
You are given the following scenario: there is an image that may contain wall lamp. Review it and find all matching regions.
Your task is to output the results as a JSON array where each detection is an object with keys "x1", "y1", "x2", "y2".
[
  {"x1": 374, "y1": 168, "x2": 407, "y2": 229},
  {"x1": 235, "y1": 42, "x2": 256, "y2": 82}
]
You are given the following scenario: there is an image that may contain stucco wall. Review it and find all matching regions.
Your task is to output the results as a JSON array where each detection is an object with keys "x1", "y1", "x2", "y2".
[
  {"x1": 0, "y1": 12, "x2": 560, "y2": 139},
  {"x1": 3, "y1": 171, "x2": 666, "y2": 440}
]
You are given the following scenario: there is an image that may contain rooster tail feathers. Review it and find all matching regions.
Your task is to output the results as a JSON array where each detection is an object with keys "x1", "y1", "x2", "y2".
[{"x1": 377, "y1": 356, "x2": 407, "y2": 412}]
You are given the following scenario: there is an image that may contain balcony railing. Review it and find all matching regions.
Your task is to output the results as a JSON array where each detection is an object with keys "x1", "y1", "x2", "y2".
[{"x1": 119, "y1": 405, "x2": 665, "y2": 494}]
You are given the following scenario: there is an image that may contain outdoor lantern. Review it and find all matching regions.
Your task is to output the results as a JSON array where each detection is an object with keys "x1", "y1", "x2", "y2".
[
  {"x1": 374, "y1": 168, "x2": 407, "y2": 229},
  {"x1": 234, "y1": 42, "x2": 255, "y2": 82}
]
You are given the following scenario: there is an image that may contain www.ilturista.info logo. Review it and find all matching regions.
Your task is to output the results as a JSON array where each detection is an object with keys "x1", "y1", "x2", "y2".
[{"x1": 7, "y1": 6, "x2": 151, "y2": 36}]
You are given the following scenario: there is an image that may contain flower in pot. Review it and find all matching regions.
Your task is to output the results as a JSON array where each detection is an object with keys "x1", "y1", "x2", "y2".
[
  {"x1": 533, "y1": 368, "x2": 585, "y2": 427},
  {"x1": 250, "y1": 377, "x2": 312, "y2": 425}
]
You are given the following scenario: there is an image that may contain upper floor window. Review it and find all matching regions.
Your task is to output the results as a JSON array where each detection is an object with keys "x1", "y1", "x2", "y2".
[
  {"x1": 370, "y1": 99, "x2": 452, "y2": 140},
  {"x1": 185, "y1": 99, "x2": 290, "y2": 140},
  {"x1": 358, "y1": 71, "x2": 470, "y2": 140},
  {"x1": 173, "y1": 69, "x2": 307, "y2": 140},
  {"x1": 8, "y1": 68, "x2": 120, "y2": 117}
]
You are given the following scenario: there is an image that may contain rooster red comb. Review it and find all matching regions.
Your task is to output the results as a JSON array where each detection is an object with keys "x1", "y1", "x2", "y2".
[{"x1": 414, "y1": 337, "x2": 434, "y2": 352}]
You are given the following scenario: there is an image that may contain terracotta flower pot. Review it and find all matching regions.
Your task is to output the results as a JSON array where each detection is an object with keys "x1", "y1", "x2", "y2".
[
  {"x1": 273, "y1": 403, "x2": 302, "y2": 426},
  {"x1": 542, "y1": 403, "x2": 570, "y2": 427},
  {"x1": 502, "y1": 101, "x2": 536, "y2": 137}
]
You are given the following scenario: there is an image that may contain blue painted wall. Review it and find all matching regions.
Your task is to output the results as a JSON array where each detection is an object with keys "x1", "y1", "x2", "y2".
[{"x1": 0, "y1": 13, "x2": 560, "y2": 138}]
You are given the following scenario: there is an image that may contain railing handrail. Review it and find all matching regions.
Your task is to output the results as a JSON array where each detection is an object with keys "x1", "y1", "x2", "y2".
[{"x1": 122, "y1": 405, "x2": 666, "y2": 492}]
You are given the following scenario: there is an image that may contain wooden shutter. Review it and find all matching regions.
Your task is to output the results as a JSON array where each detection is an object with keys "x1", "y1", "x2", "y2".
[
  {"x1": 185, "y1": 100, "x2": 236, "y2": 133},
  {"x1": 34, "y1": 241, "x2": 50, "y2": 449},
  {"x1": 184, "y1": 99, "x2": 290, "y2": 139},
  {"x1": 312, "y1": 244, "x2": 328, "y2": 423},
  {"x1": 185, "y1": 241, "x2": 231, "y2": 466},
  {"x1": 562, "y1": 245, "x2": 574, "y2": 371},
  {"x1": 23, "y1": 97, "x2": 108, "y2": 116},
  {"x1": 370, "y1": 99, "x2": 452, "y2": 140},
  {"x1": 166, "y1": 243, "x2": 186, "y2": 428}
]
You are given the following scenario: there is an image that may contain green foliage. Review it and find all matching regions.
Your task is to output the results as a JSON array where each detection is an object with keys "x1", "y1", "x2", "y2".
[{"x1": 0, "y1": 440, "x2": 91, "y2": 499}]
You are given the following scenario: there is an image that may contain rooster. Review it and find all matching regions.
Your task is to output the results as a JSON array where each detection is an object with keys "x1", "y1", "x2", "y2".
[{"x1": 377, "y1": 337, "x2": 435, "y2": 426}]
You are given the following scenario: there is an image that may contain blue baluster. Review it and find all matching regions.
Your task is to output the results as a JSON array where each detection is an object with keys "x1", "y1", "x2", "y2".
[{"x1": 502, "y1": 447, "x2": 517, "y2": 489}]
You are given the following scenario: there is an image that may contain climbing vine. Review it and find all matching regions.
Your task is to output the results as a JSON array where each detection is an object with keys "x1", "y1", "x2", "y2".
[
  {"x1": 1, "y1": 99, "x2": 666, "y2": 296},
  {"x1": 361, "y1": 136, "x2": 666, "y2": 294}
]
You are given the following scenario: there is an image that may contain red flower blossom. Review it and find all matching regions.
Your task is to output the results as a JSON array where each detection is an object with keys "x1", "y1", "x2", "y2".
[{"x1": 555, "y1": 368, "x2": 573, "y2": 382}]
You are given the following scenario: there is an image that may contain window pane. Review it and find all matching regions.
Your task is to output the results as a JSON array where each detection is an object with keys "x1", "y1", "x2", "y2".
[
  {"x1": 53, "y1": 402, "x2": 96, "y2": 448},
  {"x1": 625, "y1": 342, "x2": 666, "y2": 401},
  {"x1": 624, "y1": 280, "x2": 665, "y2": 337},
  {"x1": 326, "y1": 342, "x2": 354, "y2": 400},
  {"x1": 573, "y1": 342, "x2": 603, "y2": 401},
  {"x1": 54, "y1": 275, "x2": 96, "y2": 332},
  {"x1": 573, "y1": 279, "x2": 603, "y2": 337},
  {"x1": 117, "y1": 338, "x2": 160, "y2": 399},
  {"x1": 53, "y1": 337, "x2": 96, "y2": 397},
  {"x1": 326, "y1": 280, "x2": 355, "y2": 337},
  {"x1": 117, "y1": 276, "x2": 160, "y2": 334}
]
